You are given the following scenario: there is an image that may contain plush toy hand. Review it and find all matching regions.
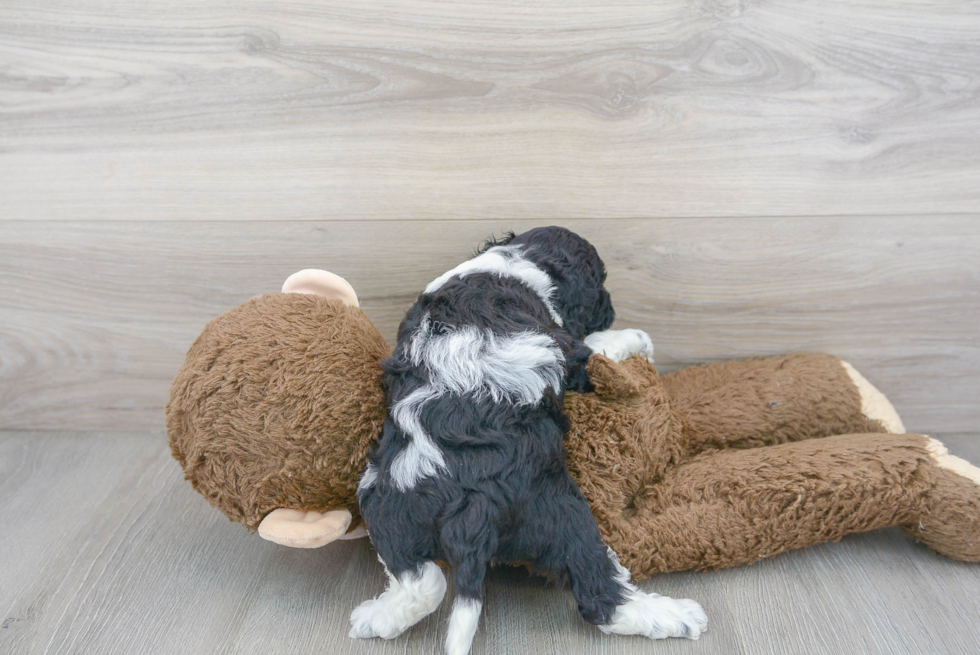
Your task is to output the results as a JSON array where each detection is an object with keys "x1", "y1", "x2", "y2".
[
  {"x1": 585, "y1": 355, "x2": 646, "y2": 399},
  {"x1": 584, "y1": 329, "x2": 654, "y2": 363},
  {"x1": 581, "y1": 353, "x2": 668, "y2": 406}
]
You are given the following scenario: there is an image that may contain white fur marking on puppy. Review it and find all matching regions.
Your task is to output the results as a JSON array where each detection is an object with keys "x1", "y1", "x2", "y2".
[
  {"x1": 391, "y1": 314, "x2": 565, "y2": 490},
  {"x1": 424, "y1": 245, "x2": 565, "y2": 326},
  {"x1": 390, "y1": 385, "x2": 448, "y2": 491},
  {"x1": 605, "y1": 547, "x2": 637, "y2": 588},
  {"x1": 841, "y1": 361, "x2": 905, "y2": 433},
  {"x1": 585, "y1": 329, "x2": 655, "y2": 363},
  {"x1": 417, "y1": 326, "x2": 565, "y2": 404},
  {"x1": 358, "y1": 462, "x2": 379, "y2": 492},
  {"x1": 600, "y1": 548, "x2": 707, "y2": 640},
  {"x1": 445, "y1": 597, "x2": 483, "y2": 655},
  {"x1": 925, "y1": 437, "x2": 980, "y2": 486},
  {"x1": 349, "y1": 560, "x2": 447, "y2": 640}
]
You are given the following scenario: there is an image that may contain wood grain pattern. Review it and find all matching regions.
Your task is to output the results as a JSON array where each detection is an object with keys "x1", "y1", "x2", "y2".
[
  {"x1": 1, "y1": 0, "x2": 979, "y2": 221},
  {"x1": 1, "y1": 217, "x2": 977, "y2": 433},
  {"x1": 1, "y1": 431, "x2": 979, "y2": 654},
  {"x1": 0, "y1": 431, "x2": 162, "y2": 636}
]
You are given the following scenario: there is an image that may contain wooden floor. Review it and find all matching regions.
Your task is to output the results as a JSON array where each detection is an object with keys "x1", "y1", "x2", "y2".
[{"x1": 2, "y1": 430, "x2": 979, "y2": 655}]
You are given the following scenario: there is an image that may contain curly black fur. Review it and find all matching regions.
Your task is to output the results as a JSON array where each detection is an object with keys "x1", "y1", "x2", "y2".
[{"x1": 358, "y1": 226, "x2": 629, "y2": 632}]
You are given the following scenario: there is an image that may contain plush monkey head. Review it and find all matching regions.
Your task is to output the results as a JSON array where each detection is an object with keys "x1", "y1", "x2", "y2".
[{"x1": 166, "y1": 270, "x2": 390, "y2": 547}]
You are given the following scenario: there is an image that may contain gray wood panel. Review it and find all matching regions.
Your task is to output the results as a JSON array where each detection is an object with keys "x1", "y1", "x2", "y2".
[
  {"x1": 1, "y1": 0, "x2": 979, "y2": 221},
  {"x1": 2, "y1": 431, "x2": 979, "y2": 654},
  {"x1": 2, "y1": 217, "x2": 978, "y2": 433},
  {"x1": 0, "y1": 431, "x2": 162, "y2": 634}
]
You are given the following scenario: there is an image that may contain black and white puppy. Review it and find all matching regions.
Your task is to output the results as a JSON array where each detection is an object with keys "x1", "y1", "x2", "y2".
[{"x1": 351, "y1": 227, "x2": 707, "y2": 655}]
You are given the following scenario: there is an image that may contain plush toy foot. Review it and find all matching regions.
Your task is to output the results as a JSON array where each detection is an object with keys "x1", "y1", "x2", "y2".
[
  {"x1": 599, "y1": 592, "x2": 708, "y2": 640},
  {"x1": 840, "y1": 361, "x2": 905, "y2": 433},
  {"x1": 901, "y1": 437, "x2": 980, "y2": 561}
]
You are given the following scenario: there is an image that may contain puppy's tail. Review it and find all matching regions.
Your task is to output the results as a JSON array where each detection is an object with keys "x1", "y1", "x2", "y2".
[{"x1": 445, "y1": 596, "x2": 482, "y2": 655}]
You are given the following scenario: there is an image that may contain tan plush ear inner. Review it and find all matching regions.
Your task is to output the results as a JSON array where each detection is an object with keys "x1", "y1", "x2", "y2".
[
  {"x1": 282, "y1": 269, "x2": 359, "y2": 307},
  {"x1": 257, "y1": 508, "x2": 353, "y2": 548},
  {"x1": 924, "y1": 437, "x2": 980, "y2": 486},
  {"x1": 841, "y1": 361, "x2": 905, "y2": 433}
]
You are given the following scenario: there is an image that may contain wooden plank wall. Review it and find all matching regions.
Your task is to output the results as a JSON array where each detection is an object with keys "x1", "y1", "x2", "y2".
[{"x1": 1, "y1": 0, "x2": 978, "y2": 433}]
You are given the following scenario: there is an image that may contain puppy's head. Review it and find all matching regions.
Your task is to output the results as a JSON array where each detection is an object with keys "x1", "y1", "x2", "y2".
[{"x1": 488, "y1": 227, "x2": 615, "y2": 339}]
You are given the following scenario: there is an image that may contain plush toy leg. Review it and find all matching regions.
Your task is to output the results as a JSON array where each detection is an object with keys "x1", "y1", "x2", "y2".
[
  {"x1": 660, "y1": 354, "x2": 901, "y2": 455},
  {"x1": 900, "y1": 438, "x2": 980, "y2": 561},
  {"x1": 839, "y1": 361, "x2": 905, "y2": 433},
  {"x1": 600, "y1": 433, "x2": 980, "y2": 579}
]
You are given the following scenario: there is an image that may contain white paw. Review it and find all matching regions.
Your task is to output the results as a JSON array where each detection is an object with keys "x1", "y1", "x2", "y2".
[
  {"x1": 349, "y1": 561, "x2": 447, "y2": 640},
  {"x1": 349, "y1": 598, "x2": 402, "y2": 639},
  {"x1": 599, "y1": 592, "x2": 708, "y2": 640},
  {"x1": 350, "y1": 598, "x2": 398, "y2": 639},
  {"x1": 584, "y1": 329, "x2": 654, "y2": 364}
]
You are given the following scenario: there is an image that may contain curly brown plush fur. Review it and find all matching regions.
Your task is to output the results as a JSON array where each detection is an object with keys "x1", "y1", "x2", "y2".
[
  {"x1": 662, "y1": 353, "x2": 888, "y2": 452},
  {"x1": 166, "y1": 290, "x2": 980, "y2": 577},
  {"x1": 564, "y1": 355, "x2": 980, "y2": 575},
  {"x1": 167, "y1": 293, "x2": 390, "y2": 529}
]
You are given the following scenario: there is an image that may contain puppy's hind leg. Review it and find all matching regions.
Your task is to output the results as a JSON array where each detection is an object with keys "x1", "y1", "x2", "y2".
[
  {"x1": 350, "y1": 489, "x2": 447, "y2": 640},
  {"x1": 440, "y1": 495, "x2": 499, "y2": 655},
  {"x1": 348, "y1": 559, "x2": 447, "y2": 640},
  {"x1": 522, "y1": 475, "x2": 707, "y2": 640}
]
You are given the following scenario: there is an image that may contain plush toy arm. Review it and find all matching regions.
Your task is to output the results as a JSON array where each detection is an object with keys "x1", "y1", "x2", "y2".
[
  {"x1": 565, "y1": 330, "x2": 655, "y2": 394},
  {"x1": 599, "y1": 433, "x2": 980, "y2": 579},
  {"x1": 584, "y1": 353, "x2": 662, "y2": 400},
  {"x1": 661, "y1": 354, "x2": 904, "y2": 455}
]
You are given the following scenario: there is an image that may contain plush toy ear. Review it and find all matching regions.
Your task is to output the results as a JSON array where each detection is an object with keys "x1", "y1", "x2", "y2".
[
  {"x1": 282, "y1": 269, "x2": 359, "y2": 307},
  {"x1": 257, "y1": 508, "x2": 356, "y2": 548}
]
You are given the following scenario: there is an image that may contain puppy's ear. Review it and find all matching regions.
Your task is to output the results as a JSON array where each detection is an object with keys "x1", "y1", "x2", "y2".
[
  {"x1": 566, "y1": 287, "x2": 616, "y2": 340},
  {"x1": 478, "y1": 231, "x2": 517, "y2": 253},
  {"x1": 587, "y1": 288, "x2": 616, "y2": 334},
  {"x1": 282, "y1": 269, "x2": 359, "y2": 306}
]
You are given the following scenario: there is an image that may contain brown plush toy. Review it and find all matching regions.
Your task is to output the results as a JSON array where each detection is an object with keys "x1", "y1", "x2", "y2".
[{"x1": 166, "y1": 270, "x2": 980, "y2": 578}]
